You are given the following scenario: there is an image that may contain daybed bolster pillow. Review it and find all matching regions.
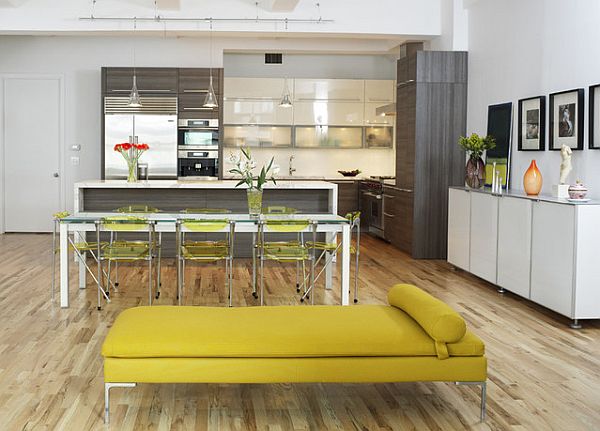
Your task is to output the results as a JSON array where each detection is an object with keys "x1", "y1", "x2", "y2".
[{"x1": 388, "y1": 284, "x2": 467, "y2": 359}]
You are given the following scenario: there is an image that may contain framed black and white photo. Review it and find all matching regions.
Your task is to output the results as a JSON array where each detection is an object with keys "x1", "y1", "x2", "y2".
[
  {"x1": 518, "y1": 96, "x2": 545, "y2": 151},
  {"x1": 549, "y1": 88, "x2": 584, "y2": 150},
  {"x1": 589, "y1": 84, "x2": 600, "y2": 149}
]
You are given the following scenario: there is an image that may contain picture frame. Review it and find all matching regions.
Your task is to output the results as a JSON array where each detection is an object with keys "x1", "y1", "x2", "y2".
[
  {"x1": 518, "y1": 96, "x2": 545, "y2": 151},
  {"x1": 485, "y1": 102, "x2": 513, "y2": 189},
  {"x1": 589, "y1": 84, "x2": 600, "y2": 149},
  {"x1": 549, "y1": 88, "x2": 584, "y2": 150}
]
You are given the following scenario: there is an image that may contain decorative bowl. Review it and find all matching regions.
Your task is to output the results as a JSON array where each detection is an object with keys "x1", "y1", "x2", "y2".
[
  {"x1": 568, "y1": 181, "x2": 588, "y2": 200},
  {"x1": 338, "y1": 169, "x2": 361, "y2": 177}
]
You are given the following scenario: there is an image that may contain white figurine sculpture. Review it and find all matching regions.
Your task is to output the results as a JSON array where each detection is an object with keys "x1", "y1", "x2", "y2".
[{"x1": 559, "y1": 144, "x2": 572, "y2": 185}]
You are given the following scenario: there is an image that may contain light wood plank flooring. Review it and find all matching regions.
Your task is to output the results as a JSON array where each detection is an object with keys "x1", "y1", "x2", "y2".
[{"x1": 0, "y1": 233, "x2": 599, "y2": 430}]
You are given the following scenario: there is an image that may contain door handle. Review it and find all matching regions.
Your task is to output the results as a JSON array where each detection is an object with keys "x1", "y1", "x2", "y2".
[{"x1": 53, "y1": 172, "x2": 59, "y2": 178}]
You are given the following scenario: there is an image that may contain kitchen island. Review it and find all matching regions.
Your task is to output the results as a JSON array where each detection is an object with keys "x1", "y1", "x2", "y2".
[{"x1": 75, "y1": 180, "x2": 338, "y2": 214}]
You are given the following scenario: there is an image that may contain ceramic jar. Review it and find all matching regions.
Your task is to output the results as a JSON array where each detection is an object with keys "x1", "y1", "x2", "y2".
[
  {"x1": 523, "y1": 160, "x2": 542, "y2": 196},
  {"x1": 568, "y1": 181, "x2": 588, "y2": 199}
]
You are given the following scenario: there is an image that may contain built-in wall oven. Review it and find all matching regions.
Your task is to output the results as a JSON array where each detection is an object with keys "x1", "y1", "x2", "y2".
[{"x1": 177, "y1": 118, "x2": 220, "y2": 179}]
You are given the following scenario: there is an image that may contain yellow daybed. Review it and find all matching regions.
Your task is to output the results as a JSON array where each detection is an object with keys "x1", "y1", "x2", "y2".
[{"x1": 101, "y1": 284, "x2": 487, "y2": 423}]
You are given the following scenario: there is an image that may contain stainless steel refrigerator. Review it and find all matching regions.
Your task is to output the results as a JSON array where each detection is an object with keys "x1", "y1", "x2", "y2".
[{"x1": 104, "y1": 97, "x2": 178, "y2": 179}]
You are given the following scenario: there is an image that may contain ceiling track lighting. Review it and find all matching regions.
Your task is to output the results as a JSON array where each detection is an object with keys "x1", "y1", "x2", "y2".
[{"x1": 80, "y1": 2, "x2": 332, "y2": 25}]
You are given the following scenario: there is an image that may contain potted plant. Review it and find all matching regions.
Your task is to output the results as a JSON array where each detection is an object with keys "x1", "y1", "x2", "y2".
[
  {"x1": 228, "y1": 147, "x2": 280, "y2": 216},
  {"x1": 114, "y1": 142, "x2": 149, "y2": 183},
  {"x1": 458, "y1": 133, "x2": 496, "y2": 188}
]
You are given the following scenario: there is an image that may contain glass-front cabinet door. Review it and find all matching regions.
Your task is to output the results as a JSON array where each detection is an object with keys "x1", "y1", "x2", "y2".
[
  {"x1": 223, "y1": 126, "x2": 292, "y2": 148},
  {"x1": 294, "y1": 126, "x2": 363, "y2": 148},
  {"x1": 365, "y1": 126, "x2": 393, "y2": 148}
]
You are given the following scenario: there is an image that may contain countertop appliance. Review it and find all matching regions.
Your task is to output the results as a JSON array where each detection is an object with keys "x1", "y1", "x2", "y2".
[
  {"x1": 361, "y1": 176, "x2": 396, "y2": 239},
  {"x1": 178, "y1": 118, "x2": 220, "y2": 179},
  {"x1": 104, "y1": 97, "x2": 178, "y2": 179}
]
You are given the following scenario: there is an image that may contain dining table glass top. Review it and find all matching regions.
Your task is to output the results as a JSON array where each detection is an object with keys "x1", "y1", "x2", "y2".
[{"x1": 60, "y1": 212, "x2": 350, "y2": 225}]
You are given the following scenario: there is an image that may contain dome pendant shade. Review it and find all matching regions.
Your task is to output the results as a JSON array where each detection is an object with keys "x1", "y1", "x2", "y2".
[
  {"x1": 203, "y1": 75, "x2": 219, "y2": 108},
  {"x1": 128, "y1": 75, "x2": 142, "y2": 107}
]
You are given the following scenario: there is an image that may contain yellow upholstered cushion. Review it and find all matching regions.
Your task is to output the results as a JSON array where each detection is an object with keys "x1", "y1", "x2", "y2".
[
  {"x1": 102, "y1": 304, "x2": 484, "y2": 359},
  {"x1": 387, "y1": 284, "x2": 466, "y2": 343}
]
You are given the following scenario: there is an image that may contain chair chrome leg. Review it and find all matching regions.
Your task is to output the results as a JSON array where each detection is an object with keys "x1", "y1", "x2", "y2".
[
  {"x1": 260, "y1": 254, "x2": 265, "y2": 306},
  {"x1": 156, "y1": 232, "x2": 162, "y2": 299},
  {"x1": 455, "y1": 381, "x2": 487, "y2": 422},
  {"x1": 104, "y1": 382, "x2": 136, "y2": 424},
  {"x1": 148, "y1": 255, "x2": 153, "y2": 306},
  {"x1": 252, "y1": 232, "x2": 258, "y2": 298}
]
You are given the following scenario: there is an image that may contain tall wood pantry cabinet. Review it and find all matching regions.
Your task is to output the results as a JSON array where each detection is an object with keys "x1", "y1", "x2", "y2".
[{"x1": 386, "y1": 45, "x2": 467, "y2": 259}]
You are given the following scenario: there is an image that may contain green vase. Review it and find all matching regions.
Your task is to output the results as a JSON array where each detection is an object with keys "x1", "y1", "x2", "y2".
[
  {"x1": 127, "y1": 160, "x2": 138, "y2": 183},
  {"x1": 247, "y1": 189, "x2": 263, "y2": 216}
]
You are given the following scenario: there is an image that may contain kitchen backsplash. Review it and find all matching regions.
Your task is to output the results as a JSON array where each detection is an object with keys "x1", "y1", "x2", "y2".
[{"x1": 222, "y1": 147, "x2": 395, "y2": 178}]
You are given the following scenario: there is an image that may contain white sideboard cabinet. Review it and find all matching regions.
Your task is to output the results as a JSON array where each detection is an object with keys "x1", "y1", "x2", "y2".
[{"x1": 447, "y1": 187, "x2": 600, "y2": 327}]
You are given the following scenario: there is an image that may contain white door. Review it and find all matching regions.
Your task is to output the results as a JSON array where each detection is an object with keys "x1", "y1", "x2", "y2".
[
  {"x1": 447, "y1": 188, "x2": 471, "y2": 271},
  {"x1": 3, "y1": 77, "x2": 62, "y2": 232},
  {"x1": 497, "y1": 196, "x2": 532, "y2": 298},
  {"x1": 469, "y1": 192, "x2": 498, "y2": 284},
  {"x1": 530, "y1": 201, "x2": 575, "y2": 317}
]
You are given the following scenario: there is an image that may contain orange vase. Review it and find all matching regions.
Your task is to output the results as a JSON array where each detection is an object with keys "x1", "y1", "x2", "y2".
[{"x1": 523, "y1": 160, "x2": 543, "y2": 195}]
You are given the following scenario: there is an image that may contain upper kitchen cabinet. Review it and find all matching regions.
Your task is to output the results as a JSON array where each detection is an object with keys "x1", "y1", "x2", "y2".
[
  {"x1": 223, "y1": 100, "x2": 293, "y2": 125},
  {"x1": 396, "y1": 42, "x2": 423, "y2": 84},
  {"x1": 294, "y1": 79, "x2": 364, "y2": 102},
  {"x1": 224, "y1": 77, "x2": 287, "y2": 100},
  {"x1": 103, "y1": 67, "x2": 178, "y2": 94},
  {"x1": 364, "y1": 80, "x2": 395, "y2": 103},
  {"x1": 294, "y1": 101, "x2": 364, "y2": 126},
  {"x1": 364, "y1": 102, "x2": 395, "y2": 126},
  {"x1": 178, "y1": 68, "x2": 223, "y2": 95}
]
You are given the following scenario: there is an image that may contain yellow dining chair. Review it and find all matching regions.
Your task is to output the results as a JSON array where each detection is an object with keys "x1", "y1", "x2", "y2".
[
  {"x1": 96, "y1": 216, "x2": 157, "y2": 308},
  {"x1": 51, "y1": 211, "x2": 112, "y2": 306},
  {"x1": 303, "y1": 211, "x2": 361, "y2": 303},
  {"x1": 112, "y1": 204, "x2": 163, "y2": 298},
  {"x1": 257, "y1": 219, "x2": 317, "y2": 305},
  {"x1": 176, "y1": 219, "x2": 235, "y2": 306}
]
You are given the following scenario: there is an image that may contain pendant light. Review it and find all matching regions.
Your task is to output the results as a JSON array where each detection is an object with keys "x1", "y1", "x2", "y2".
[
  {"x1": 203, "y1": 19, "x2": 218, "y2": 108},
  {"x1": 279, "y1": 77, "x2": 293, "y2": 108},
  {"x1": 128, "y1": 17, "x2": 142, "y2": 107}
]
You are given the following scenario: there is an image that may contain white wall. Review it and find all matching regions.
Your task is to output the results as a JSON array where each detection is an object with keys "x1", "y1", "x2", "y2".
[
  {"x1": 222, "y1": 147, "x2": 394, "y2": 179},
  {"x1": 467, "y1": 0, "x2": 600, "y2": 197},
  {"x1": 224, "y1": 53, "x2": 396, "y2": 79}
]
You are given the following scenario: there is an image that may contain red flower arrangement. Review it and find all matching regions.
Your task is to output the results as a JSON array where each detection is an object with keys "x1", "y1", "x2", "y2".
[{"x1": 114, "y1": 142, "x2": 150, "y2": 182}]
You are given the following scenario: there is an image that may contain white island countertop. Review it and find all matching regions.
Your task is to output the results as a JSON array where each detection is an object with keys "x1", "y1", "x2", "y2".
[{"x1": 75, "y1": 179, "x2": 338, "y2": 190}]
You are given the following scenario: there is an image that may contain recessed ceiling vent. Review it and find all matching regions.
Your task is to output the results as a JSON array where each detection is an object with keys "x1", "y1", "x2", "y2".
[{"x1": 265, "y1": 53, "x2": 283, "y2": 64}]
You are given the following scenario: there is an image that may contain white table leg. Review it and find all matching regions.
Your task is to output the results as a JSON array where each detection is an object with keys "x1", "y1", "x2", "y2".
[
  {"x1": 325, "y1": 232, "x2": 334, "y2": 290},
  {"x1": 60, "y1": 223, "x2": 69, "y2": 308},
  {"x1": 78, "y1": 251, "x2": 87, "y2": 289},
  {"x1": 340, "y1": 224, "x2": 350, "y2": 306}
]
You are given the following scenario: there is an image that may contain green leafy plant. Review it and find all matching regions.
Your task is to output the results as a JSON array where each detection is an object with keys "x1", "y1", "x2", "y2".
[
  {"x1": 458, "y1": 133, "x2": 496, "y2": 159},
  {"x1": 228, "y1": 147, "x2": 279, "y2": 191}
]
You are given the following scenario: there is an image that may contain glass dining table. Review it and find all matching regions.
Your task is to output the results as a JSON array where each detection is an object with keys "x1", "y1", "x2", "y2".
[{"x1": 57, "y1": 212, "x2": 352, "y2": 308}]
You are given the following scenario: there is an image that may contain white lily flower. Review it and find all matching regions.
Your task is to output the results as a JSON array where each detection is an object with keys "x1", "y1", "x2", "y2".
[
  {"x1": 272, "y1": 164, "x2": 281, "y2": 175},
  {"x1": 228, "y1": 152, "x2": 241, "y2": 165}
]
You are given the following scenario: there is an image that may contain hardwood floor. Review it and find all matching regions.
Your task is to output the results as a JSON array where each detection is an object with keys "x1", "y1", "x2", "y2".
[{"x1": 0, "y1": 233, "x2": 599, "y2": 430}]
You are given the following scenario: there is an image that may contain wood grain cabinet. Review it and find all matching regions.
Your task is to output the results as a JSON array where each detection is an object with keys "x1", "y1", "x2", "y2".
[
  {"x1": 179, "y1": 68, "x2": 222, "y2": 95},
  {"x1": 103, "y1": 67, "x2": 178, "y2": 94},
  {"x1": 393, "y1": 45, "x2": 468, "y2": 258},
  {"x1": 383, "y1": 185, "x2": 413, "y2": 253},
  {"x1": 331, "y1": 181, "x2": 359, "y2": 217}
]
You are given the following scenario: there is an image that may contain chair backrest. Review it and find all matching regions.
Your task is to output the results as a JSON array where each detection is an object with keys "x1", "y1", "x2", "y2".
[
  {"x1": 181, "y1": 208, "x2": 232, "y2": 214},
  {"x1": 181, "y1": 219, "x2": 230, "y2": 232},
  {"x1": 53, "y1": 211, "x2": 70, "y2": 221},
  {"x1": 263, "y1": 219, "x2": 310, "y2": 233},
  {"x1": 101, "y1": 216, "x2": 151, "y2": 232},
  {"x1": 265, "y1": 206, "x2": 298, "y2": 215},
  {"x1": 115, "y1": 204, "x2": 160, "y2": 214},
  {"x1": 345, "y1": 211, "x2": 361, "y2": 229}
]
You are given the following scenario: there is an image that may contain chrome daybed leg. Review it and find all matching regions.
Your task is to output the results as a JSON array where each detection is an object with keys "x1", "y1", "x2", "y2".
[
  {"x1": 455, "y1": 381, "x2": 487, "y2": 421},
  {"x1": 104, "y1": 382, "x2": 136, "y2": 424}
]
